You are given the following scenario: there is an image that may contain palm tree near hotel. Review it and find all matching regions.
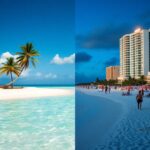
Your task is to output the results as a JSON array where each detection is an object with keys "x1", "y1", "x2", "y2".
[
  {"x1": 138, "y1": 75, "x2": 146, "y2": 85},
  {"x1": 5, "y1": 42, "x2": 39, "y2": 86},
  {"x1": 0, "y1": 57, "x2": 20, "y2": 88}
]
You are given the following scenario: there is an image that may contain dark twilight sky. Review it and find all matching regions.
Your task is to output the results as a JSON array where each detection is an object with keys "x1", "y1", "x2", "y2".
[{"x1": 76, "y1": 0, "x2": 150, "y2": 83}]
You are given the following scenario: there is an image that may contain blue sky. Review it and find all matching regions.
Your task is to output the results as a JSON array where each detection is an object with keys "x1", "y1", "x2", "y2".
[
  {"x1": 1, "y1": 0, "x2": 150, "y2": 84},
  {"x1": 76, "y1": 0, "x2": 150, "y2": 83},
  {"x1": 0, "y1": 0, "x2": 75, "y2": 85}
]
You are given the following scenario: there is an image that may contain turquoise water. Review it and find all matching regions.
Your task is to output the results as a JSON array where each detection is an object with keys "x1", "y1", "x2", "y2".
[{"x1": 0, "y1": 88, "x2": 74, "y2": 150}]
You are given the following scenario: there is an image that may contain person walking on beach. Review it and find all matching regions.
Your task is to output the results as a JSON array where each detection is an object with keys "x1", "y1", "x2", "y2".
[
  {"x1": 136, "y1": 91, "x2": 143, "y2": 110},
  {"x1": 105, "y1": 85, "x2": 108, "y2": 94}
]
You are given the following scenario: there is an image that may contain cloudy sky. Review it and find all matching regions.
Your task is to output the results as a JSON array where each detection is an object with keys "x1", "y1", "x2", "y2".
[
  {"x1": 1, "y1": 0, "x2": 150, "y2": 85},
  {"x1": 0, "y1": 0, "x2": 74, "y2": 85},
  {"x1": 76, "y1": 0, "x2": 150, "y2": 83}
]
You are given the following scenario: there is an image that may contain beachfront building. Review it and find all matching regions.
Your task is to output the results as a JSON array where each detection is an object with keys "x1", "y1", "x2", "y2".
[
  {"x1": 119, "y1": 28, "x2": 150, "y2": 80},
  {"x1": 106, "y1": 66, "x2": 120, "y2": 81}
]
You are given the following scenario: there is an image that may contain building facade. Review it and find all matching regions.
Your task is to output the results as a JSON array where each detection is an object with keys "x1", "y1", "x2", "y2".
[
  {"x1": 106, "y1": 66, "x2": 120, "y2": 81},
  {"x1": 119, "y1": 28, "x2": 150, "y2": 79}
]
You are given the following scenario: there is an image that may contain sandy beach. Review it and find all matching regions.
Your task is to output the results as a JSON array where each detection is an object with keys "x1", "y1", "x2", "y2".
[
  {"x1": 76, "y1": 91, "x2": 122, "y2": 150},
  {"x1": 0, "y1": 87, "x2": 74, "y2": 100},
  {"x1": 76, "y1": 87, "x2": 150, "y2": 150}
]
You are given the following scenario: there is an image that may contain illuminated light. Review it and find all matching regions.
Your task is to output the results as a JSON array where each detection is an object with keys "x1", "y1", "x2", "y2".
[
  {"x1": 118, "y1": 76, "x2": 124, "y2": 81},
  {"x1": 134, "y1": 28, "x2": 141, "y2": 33}
]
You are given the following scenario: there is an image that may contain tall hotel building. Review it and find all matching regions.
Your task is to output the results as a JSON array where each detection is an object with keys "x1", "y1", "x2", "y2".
[{"x1": 119, "y1": 28, "x2": 150, "y2": 79}]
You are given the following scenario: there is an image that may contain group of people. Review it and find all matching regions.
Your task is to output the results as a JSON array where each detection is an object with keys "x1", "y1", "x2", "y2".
[
  {"x1": 122, "y1": 88, "x2": 131, "y2": 96},
  {"x1": 100, "y1": 85, "x2": 145, "y2": 110},
  {"x1": 78, "y1": 84, "x2": 148, "y2": 110},
  {"x1": 99, "y1": 85, "x2": 111, "y2": 93}
]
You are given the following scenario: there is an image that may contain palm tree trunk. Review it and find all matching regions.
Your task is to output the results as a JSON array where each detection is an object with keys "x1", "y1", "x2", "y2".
[
  {"x1": 6, "y1": 66, "x2": 25, "y2": 86},
  {"x1": 10, "y1": 72, "x2": 13, "y2": 88}
]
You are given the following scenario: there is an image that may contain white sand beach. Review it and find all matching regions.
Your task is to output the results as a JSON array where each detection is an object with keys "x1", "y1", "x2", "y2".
[
  {"x1": 0, "y1": 87, "x2": 74, "y2": 100},
  {"x1": 76, "y1": 87, "x2": 150, "y2": 150}
]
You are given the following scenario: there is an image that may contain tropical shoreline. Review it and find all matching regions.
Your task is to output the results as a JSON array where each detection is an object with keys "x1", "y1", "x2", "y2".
[{"x1": 0, "y1": 87, "x2": 74, "y2": 100}]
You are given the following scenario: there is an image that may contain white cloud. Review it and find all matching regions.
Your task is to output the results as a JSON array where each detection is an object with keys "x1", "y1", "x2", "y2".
[
  {"x1": 21, "y1": 69, "x2": 30, "y2": 78},
  {"x1": 50, "y1": 53, "x2": 75, "y2": 65},
  {"x1": 45, "y1": 73, "x2": 57, "y2": 79},
  {"x1": 0, "y1": 52, "x2": 18, "y2": 64},
  {"x1": 35, "y1": 72, "x2": 57, "y2": 79}
]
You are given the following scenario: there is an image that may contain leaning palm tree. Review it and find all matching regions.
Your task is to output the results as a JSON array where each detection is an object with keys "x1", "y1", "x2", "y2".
[
  {"x1": 0, "y1": 57, "x2": 20, "y2": 88},
  {"x1": 6, "y1": 42, "x2": 39, "y2": 86},
  {"x1": 17, "y1": 42, "x2": 39, "y2": 71}
]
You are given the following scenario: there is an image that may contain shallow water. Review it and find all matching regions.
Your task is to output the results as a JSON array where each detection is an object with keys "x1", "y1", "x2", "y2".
[{"x1": 0, "y1": 92, "x2": 74, "y2": 150}]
